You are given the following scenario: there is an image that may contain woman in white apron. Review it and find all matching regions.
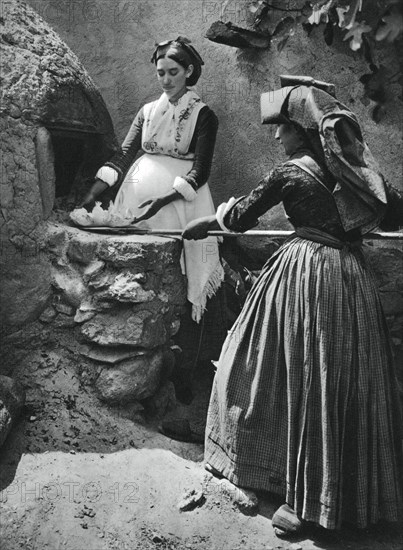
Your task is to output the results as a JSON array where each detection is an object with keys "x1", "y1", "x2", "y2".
[{"x1": 80, "y1": 37, "x2": 226, "y2": 407}]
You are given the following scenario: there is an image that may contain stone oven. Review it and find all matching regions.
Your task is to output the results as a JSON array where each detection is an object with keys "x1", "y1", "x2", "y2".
[
  {"x1": 0, "y1": 0, "x2": 118, "y2": 328},
  {"x1": 0, "y1": 1, "x2": 187, "y2": 413}
]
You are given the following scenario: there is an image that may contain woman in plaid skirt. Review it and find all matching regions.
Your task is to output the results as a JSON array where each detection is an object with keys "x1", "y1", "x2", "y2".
[{"x1": 183, "y1": 76, "x2": 403, "y2": 535}]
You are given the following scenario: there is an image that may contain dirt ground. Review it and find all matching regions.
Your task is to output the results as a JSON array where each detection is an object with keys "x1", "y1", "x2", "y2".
[{"x1": 0, "y1": 342, "x2": 402, "y2": 550}]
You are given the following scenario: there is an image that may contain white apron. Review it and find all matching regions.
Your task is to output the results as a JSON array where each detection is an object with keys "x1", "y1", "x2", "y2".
[{"x1": 112, "y1": 91, "x2": 223, "y2": 321}]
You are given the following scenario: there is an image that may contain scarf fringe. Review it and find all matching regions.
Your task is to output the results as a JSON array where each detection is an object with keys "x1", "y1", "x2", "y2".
[{"x1": 191, "y1": 261, "x2": 224, "y2": 323}]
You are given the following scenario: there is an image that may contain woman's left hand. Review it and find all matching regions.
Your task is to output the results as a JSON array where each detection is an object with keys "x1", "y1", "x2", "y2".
[{"x1": 133, "y1": 198, "x2": 166, "y2": 223}]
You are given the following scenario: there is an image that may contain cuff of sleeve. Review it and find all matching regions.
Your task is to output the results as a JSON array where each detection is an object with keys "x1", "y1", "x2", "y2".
[
  {"x1": 173, "y1": 177, "x2": 197, "y2": 201},
  {"x1": 216, "y1": 197, "x2": 239, "y2": 232},
  {"x1": 95, "y1": 166, "x2": 119, "y2": 187}
]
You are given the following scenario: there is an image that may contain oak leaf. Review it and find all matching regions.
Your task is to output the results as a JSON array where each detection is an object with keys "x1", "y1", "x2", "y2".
[{"x1": 343, "y1": 20, "x2": 372, "y2": 50}]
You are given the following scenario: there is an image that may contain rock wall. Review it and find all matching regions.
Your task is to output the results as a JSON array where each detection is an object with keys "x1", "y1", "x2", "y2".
[
  {"x1": 42, "y1": 224, "x2": 187, "y2": 403},
  {"x1": 364, "y1": 239, "x2": 403, "y2": 377}
]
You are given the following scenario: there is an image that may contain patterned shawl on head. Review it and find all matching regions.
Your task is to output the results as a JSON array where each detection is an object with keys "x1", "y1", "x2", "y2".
[{"x1": 261, "y1": 76, "x2": 387, "y2": 234}]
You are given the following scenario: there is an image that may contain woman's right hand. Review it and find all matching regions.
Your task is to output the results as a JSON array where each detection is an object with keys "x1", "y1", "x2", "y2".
[
  {"x1": 182, "y1": 215, "x2": 219, "y2": 240},
  {"x1": 133, "y1": 197, "x2": 167, "y2": 223},
  {"x1": 77, "y1": 179, "x2": 109, "y2": 209}
]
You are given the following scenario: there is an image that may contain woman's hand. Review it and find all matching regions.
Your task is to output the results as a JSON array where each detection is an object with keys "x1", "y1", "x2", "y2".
[
  {"x1": 182, "y1": 215, "x2": 219, "y2": 240},
  {"x1": 77, "y1": 179, "x2": 109, "y2": 209},
  {"x1": 133, "y1": 189, "x2": 182, "y2": 223},
  {"x1": 133, "y1": 198, "x2": 167, "y2": 223}
]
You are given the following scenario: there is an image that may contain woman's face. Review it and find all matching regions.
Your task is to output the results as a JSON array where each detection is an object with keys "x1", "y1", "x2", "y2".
[
  {"x1": 156, "y1": 57, "x2": 193, "y2": 102},
  {"x1": 275, "y1": 123, "x2": 303, "y2": 156}
]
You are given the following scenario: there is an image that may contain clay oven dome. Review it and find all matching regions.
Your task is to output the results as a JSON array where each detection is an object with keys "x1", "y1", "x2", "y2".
[{"x1": 0, "y1": 0, "x2": 118, "y2": 330}]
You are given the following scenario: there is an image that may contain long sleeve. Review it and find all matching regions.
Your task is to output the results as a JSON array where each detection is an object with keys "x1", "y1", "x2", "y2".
[
  {"x1": 182, "y1": 106, "x2": 219, "y2": 190},
  {"x1": 102, "y1": 108, "x2": 145, "y2": 184},
  {"x1": 223, "y1": 165, "x2": 288, "y2": 232},
  {"x1": 221, "y1": 161, "x2": 362, "y2": 240},
  {"x1": 97, "y1": 104, "x2": 218, "y2": 194}
]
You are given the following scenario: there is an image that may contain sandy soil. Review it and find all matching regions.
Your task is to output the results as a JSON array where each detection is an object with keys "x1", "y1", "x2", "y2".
[{"x1": 0, "y1": 344, "x2": 402, "y2": 550}]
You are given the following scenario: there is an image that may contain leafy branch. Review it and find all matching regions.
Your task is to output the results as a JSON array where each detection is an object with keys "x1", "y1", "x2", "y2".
[{"x1": 248, "y1": 0, "x2": 403, "y2": 120}]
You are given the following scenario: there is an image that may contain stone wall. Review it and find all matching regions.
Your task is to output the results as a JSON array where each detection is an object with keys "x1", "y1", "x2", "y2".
[
  {"x1": 364, "y1": 240, "x2": 403, "y2": 378},
  {"x1": 42, "y1": 224, "x2": 187, "y2": 404}
]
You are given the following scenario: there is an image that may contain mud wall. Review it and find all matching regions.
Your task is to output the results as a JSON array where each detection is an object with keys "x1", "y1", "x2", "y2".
[
  {"x1": 26, "y1": 0, "x2": 402, "y2": 228},
  {"x1": 0, "y1": 0, "x2": 117, "y2": 331}
]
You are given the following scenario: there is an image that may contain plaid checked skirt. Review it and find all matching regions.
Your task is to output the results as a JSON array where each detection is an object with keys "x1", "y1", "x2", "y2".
[{"x1": 205, "y1": 236, "x2": 403, "y2": 529}]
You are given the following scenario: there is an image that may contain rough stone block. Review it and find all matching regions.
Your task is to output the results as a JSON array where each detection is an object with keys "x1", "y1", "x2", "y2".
[
  {"x1": 80, "y1": 345, "x2": 147, "y2": 365},
  {"x1": 52, "y1": 265, "x2": 87, "y2": 307},
  {"x1": 83, "y1": 260, "x2": 105, "y2": 282},
  {"x1": 53, "y1": 314, "x2": 77, "y2": 328},
  {"x1": 73, "y1": 296, "x2": 112, "y2": 323},
  {"x1": 95, "y1": 348, "x2": 164, "y2": 402},
  {"x1": 67, "y1": 235, "x2": 99, "y2": 264},
  {"x1": 45, "y1": 224, "x2": 68, "y2": 256},
  {"x1": 81, "y1": 308, "x2": 167, "y2": 348},
  {"x1": 87, "y1": 272, "x2": 114, "y2": 290},
  {"x1": 74, "y1": 310, "x2": 96, "y2": 323},
  {"x1": 54, "y1": 302, "x2": 75, "y2": 316},
  {"x1": 97, "y1": 235, "x2": 182, "y2": 271},
  {"x1": 106, "y1": 273, "x2": 156, "y2": 303}
]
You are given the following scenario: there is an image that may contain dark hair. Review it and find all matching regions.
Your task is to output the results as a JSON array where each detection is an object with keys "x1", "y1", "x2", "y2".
[{"x1": 151, "y1": 37, "x2": 203, "y2": 86}]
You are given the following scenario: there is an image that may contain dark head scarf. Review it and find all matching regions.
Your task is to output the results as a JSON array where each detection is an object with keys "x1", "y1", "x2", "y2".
[
  {"x1": 151, "y1": 37, "x2": 204, "y2": 86},
  {"x1": 260, "y1": 75, "x2": 387, "y2": 235}
]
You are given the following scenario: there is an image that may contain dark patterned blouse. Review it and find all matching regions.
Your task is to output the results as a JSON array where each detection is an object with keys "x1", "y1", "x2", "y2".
[{"x1": 223, "y1": 156, "x2": 403, "y2": 240}]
